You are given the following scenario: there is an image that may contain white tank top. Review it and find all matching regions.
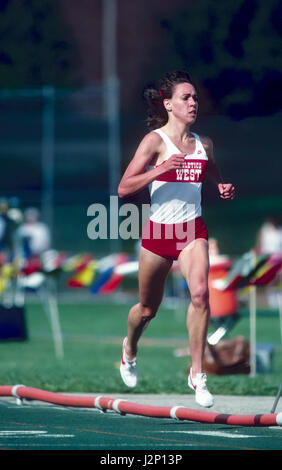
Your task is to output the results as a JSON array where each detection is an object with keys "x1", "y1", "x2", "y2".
[{"x1": 147, "y1": 128, "x2": 208, "y2": 224}]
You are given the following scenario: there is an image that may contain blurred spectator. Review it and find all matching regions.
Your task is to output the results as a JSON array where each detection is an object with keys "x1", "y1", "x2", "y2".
[
  {"x1": 7, "y1": 197, "x2": 23, "y2": 225},
  {"x1": 0, "y1": 198, "x2": 19, "y2": 259},
  {"x1": 208, "y1": 237, "x2": 220, "y2": 260},
  {"x1": 256, "y1": 217, "x2": 282, "y2": 309},
  {"x1": 15, "y1": 207, "x2": 51, "y2": 259},
  {"x1": 256, "y1": 217, "x2": 282, "y2": 254}
]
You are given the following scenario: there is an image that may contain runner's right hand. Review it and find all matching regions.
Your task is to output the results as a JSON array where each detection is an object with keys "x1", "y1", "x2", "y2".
[{"x1": 162, "y1": 153, "x2": 186, "y2": 171}]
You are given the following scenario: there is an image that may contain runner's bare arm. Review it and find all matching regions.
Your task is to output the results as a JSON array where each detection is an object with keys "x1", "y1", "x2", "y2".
[
  {"x1": 202, "y1": 136, "x2": 235, "y2": 200},
  {"x1": 202, "y1": 136, "x2": 223, "y2": 185},
  {"x1": 118, "y1": 132, "x2": 185, "y2": 198}
]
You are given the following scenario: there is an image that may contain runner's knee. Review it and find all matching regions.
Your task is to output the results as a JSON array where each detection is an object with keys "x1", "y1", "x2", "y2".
[
  {"x1": 190, "y1": 283, "x2": 209, "y2": 310},
  {"x1": 139, "y1": 303, "x2": 158, "y2": 322}
]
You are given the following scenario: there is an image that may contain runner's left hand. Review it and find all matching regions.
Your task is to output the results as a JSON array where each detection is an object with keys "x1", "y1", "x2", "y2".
[{"x1": 218, "y1": 183, "x2": 235, "y2": 200}]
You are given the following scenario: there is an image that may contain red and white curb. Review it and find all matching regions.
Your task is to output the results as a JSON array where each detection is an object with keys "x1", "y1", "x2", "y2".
[{"x1": 1, "y1": 385, "x2": 281, "y2": 427}]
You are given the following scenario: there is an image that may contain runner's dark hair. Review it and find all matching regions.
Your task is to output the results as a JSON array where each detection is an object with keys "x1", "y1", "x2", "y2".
[{"x1": 143, "y1": 70, "x2": 193, "y2": 130}]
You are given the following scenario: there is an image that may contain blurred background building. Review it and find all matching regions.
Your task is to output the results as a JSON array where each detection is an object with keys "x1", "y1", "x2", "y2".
[{"x1": 0, "y1": 0, "x2": 281, "y2": 257}]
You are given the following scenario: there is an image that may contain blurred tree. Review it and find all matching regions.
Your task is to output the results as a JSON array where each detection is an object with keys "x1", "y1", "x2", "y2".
[
  {"x1": 158, "y1": 0, "x2": 282, "y2": 118},
  {"x1": 0, "y1": 0, "x2": 77, "y2": 88}
]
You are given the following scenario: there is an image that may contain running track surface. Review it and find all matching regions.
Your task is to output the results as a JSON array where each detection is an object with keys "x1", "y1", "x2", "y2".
[{"x1": 0, "y1": 395, "x2": 282, "y2": 452}]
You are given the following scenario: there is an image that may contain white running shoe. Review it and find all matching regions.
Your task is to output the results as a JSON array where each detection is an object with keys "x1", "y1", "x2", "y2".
[
  {"x1": 120, "y1": 337, "x2": 138, "y2": 388},
  {"x1": 188, "y1": 368, "x2": 214, "y2": 408}
]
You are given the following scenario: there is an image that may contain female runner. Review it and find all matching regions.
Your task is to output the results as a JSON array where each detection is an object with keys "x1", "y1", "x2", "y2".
[{"x1": 118, "y1": 71, "x2": 235, "y2": 407}]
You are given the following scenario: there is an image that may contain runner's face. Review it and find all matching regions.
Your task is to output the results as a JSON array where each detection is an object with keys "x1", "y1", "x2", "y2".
[{"x1": 165, "y1": 82, "x2": 198, "y2": 125}]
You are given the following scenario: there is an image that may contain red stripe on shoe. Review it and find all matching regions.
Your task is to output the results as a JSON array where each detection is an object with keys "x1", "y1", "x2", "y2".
[
  {"x1": 121, "y1": 338, "x2": 127, "y2": 365},
  {"x1": 189, "y1": 371, "x2": 197, "y2": 390}
]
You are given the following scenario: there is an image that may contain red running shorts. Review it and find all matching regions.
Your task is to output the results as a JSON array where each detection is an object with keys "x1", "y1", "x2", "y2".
[{"x1": 141, "y1": 216, "x2": 208, "y2": 261}]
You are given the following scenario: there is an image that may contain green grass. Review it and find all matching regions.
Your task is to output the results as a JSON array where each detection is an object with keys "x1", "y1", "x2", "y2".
[{"x1": 0, "y1": 299, "x2": 281, "y2": 396}]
